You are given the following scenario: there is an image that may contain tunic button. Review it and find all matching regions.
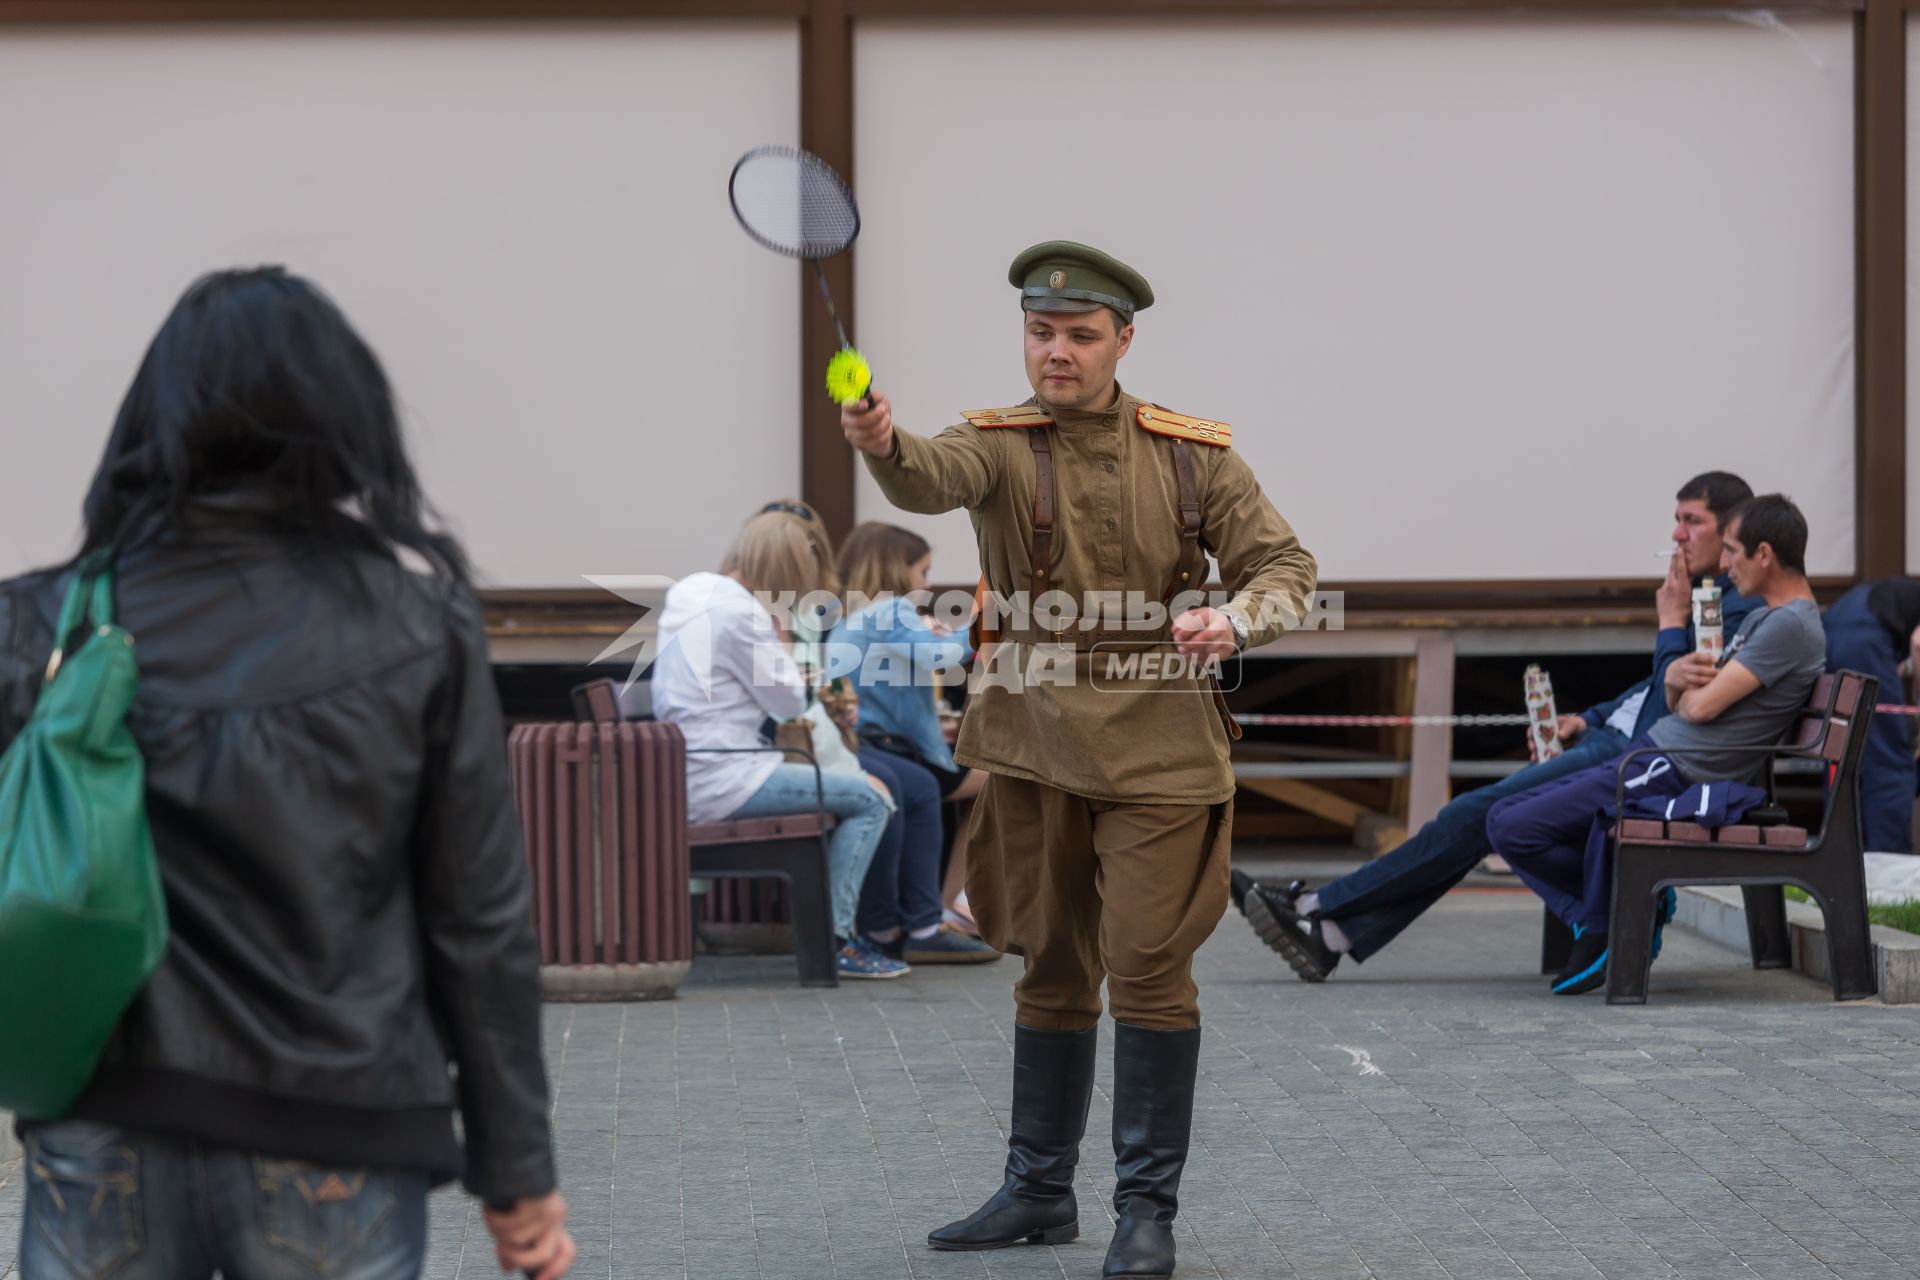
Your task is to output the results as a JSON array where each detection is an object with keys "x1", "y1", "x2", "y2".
[
  {"x1": 1106, "y1": 518, "x2": 1117, "y2": 531},
  {"x1": 1104, "y1": 461, "x2": 1115, "y2": 473}
]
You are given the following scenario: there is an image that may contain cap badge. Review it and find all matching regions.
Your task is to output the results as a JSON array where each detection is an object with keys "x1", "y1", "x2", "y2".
[{"x1": 1048, "y1": 270, "x2": 1066, "y2": 288}]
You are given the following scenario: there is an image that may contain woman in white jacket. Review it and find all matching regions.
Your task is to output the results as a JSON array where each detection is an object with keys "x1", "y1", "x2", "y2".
[{"x1": 651, "y1": 512, "x2": 906, "y2": 979}]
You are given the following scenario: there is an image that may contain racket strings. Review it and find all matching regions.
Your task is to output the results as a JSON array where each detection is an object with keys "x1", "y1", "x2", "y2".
[
  {"x1": 795, "y1": 166, "x2": 858, "y2": 255},
  {"x1": 731, "y1": 147, "x2": 859, "y2": 260}
]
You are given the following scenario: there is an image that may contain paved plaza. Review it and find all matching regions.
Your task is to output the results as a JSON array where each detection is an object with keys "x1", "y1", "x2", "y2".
[{"x1": 7, "y1": 886, "x2": 1920, "y2": 1279}]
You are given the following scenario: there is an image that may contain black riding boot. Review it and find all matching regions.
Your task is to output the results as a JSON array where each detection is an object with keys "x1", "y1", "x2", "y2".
[
  {"x1": 1103, "y1": 1023, "x2": 1202, "y2": 1279},
  {"x1": 927, "y1": 1025, "x2": 1098, "y2": 1251}
]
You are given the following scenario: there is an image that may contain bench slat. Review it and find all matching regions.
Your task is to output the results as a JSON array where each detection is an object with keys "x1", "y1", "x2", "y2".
[
  {"x1": 1817, "y1": 717, "x2": 1850, "y2": 763},
  {"x1": 690, "y1": 814, "x2": 836, "y2": 844},
  {"x1": 1808, "y1": 672, "x2": 1835, "y2": 712},
  {"x1": 1611, "y1": 821, "x2": 1809, "y2": 849},
  {"x1": 1833, "y1": 673, "x2": 1862, "y2": 717}
]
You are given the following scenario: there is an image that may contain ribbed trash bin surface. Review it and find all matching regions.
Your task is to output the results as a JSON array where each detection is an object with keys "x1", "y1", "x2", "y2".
[{"x1": 507, "y1": 721, "x2": 691, "y2": 1001}]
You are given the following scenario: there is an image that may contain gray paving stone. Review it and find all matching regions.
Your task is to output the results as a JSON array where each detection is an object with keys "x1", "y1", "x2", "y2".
[{"x1": 14, "y1": 893, "x2": 1920, "y2": 1279}]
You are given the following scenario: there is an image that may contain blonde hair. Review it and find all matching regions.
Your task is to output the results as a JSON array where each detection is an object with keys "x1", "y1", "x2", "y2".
[
  {"x1": 837, "y1": 522, "x2": 931, "y2": 603},
  {"x1": 722, "y1": 512, "x2": 831, "y2": 601},
  {"x1": 756, "y1": 497, "x2": 840, "y2": 595}
]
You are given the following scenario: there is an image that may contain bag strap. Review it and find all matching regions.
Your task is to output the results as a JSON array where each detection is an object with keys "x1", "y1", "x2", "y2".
[{"x1": 45, "y1": 551, "x2": 117, "y2": 684}]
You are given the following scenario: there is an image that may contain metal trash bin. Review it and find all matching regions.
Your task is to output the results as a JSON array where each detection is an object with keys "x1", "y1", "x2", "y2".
[{"x1": 507, "y1": 721, "x2": 691, "y2": 1001}]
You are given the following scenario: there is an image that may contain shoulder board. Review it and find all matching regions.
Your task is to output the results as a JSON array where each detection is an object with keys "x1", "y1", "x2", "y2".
[
  {"x1": 1136, "y1": 404, "x2": 1232, "y2": 448},
  {"x1": 961, "y1": 405, "x2": 1055, "y2": 429}
]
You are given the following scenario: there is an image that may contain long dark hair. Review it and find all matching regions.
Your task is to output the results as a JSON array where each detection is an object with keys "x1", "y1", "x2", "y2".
[{"x1": 78, "y1": 266, "x2": 469, "y2": 584}]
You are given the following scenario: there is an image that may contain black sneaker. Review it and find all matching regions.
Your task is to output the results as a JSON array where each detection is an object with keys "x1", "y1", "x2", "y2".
[
  {"x1": 1229, "y1": 868, "x2": 1256, "y2": 913},
  {"x1": 1242, "y1": 881, "x2": 1341, "y2": 983},
  {"x1": 1235, "y1": 873, "x2": 1301, "y2": 920},
  {"x1": 1551, "y1": 928, "x2": 1610, "y2": 995}
]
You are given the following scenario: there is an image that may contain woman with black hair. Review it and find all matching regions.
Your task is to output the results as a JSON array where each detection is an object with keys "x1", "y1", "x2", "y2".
[{"x1": 0, "y1": 268, "x2": 574, "y2": 1278}]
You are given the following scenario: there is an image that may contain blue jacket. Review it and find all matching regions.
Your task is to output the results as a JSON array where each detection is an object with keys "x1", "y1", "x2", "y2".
[
  {"x1": 826, "y1": 596, "x2": 973, "y2": 774},
  {"x1": 1621, "y1": 777, "x2": 1769, "y2": 827},
  {"x1": 1581, "y1": 574, "x2": 1759, "y2": 741}
]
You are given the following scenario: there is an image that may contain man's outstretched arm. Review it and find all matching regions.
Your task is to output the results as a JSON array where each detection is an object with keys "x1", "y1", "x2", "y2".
[{"x1": 843, "y1": 394, "x2": 997, "y2": 514}]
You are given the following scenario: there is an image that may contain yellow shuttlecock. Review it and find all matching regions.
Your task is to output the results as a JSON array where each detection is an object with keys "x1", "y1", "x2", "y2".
[{"x1": 825, "y1": 347, "x2": 872, "y2": 406}]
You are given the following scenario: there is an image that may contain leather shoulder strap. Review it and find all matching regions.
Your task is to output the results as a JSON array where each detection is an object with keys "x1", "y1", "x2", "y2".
[
  {"x1": 1026, "y1": 428, "x2": 1055, "y2": 599},
  {"x1": 1162, "y1": 438, "x2": 1204, "y2": 603}
]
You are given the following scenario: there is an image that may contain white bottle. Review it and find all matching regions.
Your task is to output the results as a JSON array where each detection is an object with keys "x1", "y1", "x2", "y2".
[
  {"x1": 1524, "y1": 664, "x2": 1562, "y2": 760},
  {"x1": 1692, "y1": 578, "x2": 1724, "y2": 661}
]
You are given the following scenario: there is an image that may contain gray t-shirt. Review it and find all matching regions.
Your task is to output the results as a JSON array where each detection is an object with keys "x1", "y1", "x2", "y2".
[{"x1": 1648, "y1": 598, "x2": 1826, "y2": 783}]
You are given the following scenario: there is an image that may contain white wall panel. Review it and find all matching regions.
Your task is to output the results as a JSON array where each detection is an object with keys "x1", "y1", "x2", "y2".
[
  {"x1": 0, "y1": 22, "x2": 799, "y2": 587},
  {"x1": 857, "y1": 15, "x2": 1855, "y2": 585}
]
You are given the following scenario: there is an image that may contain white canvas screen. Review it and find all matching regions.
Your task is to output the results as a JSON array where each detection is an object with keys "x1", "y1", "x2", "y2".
[
  {"x1": 0, "y1": 22, "x2": 800, "y2": 588},
  {"x1": 856, "y1": 15, "x2": 1855, "y2": 584}
]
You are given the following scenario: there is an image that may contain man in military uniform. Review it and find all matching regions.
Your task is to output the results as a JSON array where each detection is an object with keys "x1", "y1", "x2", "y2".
[{"x1": 841, "y1": 242, "x2": 1316, "y2": 1280}]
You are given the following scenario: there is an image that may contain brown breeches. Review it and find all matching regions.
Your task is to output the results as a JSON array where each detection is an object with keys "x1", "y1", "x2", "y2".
[{"x1": 964, "y1": 774, "x2": 1232, "y2": 1032}]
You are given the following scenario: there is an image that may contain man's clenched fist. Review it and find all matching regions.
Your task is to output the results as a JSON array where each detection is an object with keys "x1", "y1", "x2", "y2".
[
  {"x1": 1172, "y1": 607, "x2": 1238, "y2": 662},
  {"x1": 841, "y1": 394, "x2": 896, "y2": 459}
]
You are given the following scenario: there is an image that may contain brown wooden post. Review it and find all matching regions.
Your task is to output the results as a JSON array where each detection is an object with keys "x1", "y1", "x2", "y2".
[
  {"x1": 1406, "y1": 633, "x2": 1456, "y2": 831},
  {"x1": 800, "y1": 0, "x2": 859, "y2": 544},
  {"x1": 1859, "y1": 0, "x2": 1907, "y2": 579}
]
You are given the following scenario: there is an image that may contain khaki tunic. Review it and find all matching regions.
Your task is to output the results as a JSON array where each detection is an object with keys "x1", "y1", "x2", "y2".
[{"x1": 864, "y1": 384, "x2": 1317, "y2": 805}]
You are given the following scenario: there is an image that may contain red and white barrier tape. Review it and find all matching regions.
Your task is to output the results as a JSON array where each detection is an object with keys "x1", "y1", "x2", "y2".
[
  {"x1": 1233, "y1": 713, "x2": 1527, "y2": 727},
  {"x1": 1234, "y1": 703, "x2": 1920, "y2": 729}
]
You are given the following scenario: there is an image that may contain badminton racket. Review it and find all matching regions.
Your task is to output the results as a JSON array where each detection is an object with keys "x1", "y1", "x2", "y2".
[{"x1": 729, "y1": 144, "x2": 873, "y2": 407}]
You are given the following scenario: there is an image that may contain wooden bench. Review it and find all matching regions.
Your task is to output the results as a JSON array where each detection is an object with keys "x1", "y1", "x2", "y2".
[
  {"x1": 574, "y1": 679, "x2": 842, "y2": 988},
  {"x1": 684, "y1": 774, "x2": 840, "y2": 988},
  {"x1": 1540, "y1": 670, "x2": 1879, "y2": 1004}
]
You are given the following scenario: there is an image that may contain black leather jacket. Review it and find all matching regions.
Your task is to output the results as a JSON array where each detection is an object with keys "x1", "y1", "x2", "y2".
[{"x1": 0, "y1": 511, "x2": 554, "y2": 1202}]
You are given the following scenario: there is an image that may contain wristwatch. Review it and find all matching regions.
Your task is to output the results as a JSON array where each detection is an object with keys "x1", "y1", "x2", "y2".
[{"x1": 1227, "y1": 612, "x2": 1249, "y2": 652}]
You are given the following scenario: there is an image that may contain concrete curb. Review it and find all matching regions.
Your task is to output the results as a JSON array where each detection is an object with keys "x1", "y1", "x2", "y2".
[
  {"x1": 1, "y1": 1111, "x2": 17, "y2": 1163},
  {"x1": 540, "y1": 959, "x2": 689, "y2": 1002},
  {"x1": 1674, "y1": 885, "x2": 1920, "y2": 1004}
]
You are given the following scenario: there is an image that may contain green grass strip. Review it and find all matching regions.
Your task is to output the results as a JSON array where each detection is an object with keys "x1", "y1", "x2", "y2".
[{"x1": 1781, "y1": 886, "x2": 1920, "y2": 935}]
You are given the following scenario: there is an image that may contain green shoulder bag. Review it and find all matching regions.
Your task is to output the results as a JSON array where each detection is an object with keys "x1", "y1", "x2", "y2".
[{"x1": 0, "y1": 556, "x2": 168, "y2": 1119}]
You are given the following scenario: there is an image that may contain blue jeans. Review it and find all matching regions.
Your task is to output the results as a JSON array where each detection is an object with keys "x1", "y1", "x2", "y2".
[
  {"x1": 856, "y1": 747, "x2": 946, "y2": 935},
  {"x1": 1312, "y1": 727, "x2": 1630, "y2": 960},
  {"x1": 18, "y1": 1119, "x2": 428, "y2": 1279},
  {"x1": 731, "y1": 762, "x2": 890, "y2": 938},
  {"x1": 1827, "y1": 585, "x2": 1915, "y2": 852}
]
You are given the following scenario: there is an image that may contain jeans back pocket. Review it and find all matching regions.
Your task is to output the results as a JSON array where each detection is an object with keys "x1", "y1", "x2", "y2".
[
  {"x1": 252, "y1": 1158, "x2": 417, "y2": 1276},
  {"x1": 24, "y1": 1120, "x2": 145, "y2": 1279}
]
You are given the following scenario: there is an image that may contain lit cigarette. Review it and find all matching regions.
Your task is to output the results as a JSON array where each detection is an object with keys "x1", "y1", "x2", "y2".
[{"x1": 1656, "y1": 549, "x2": 1681, "y2": 558}]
